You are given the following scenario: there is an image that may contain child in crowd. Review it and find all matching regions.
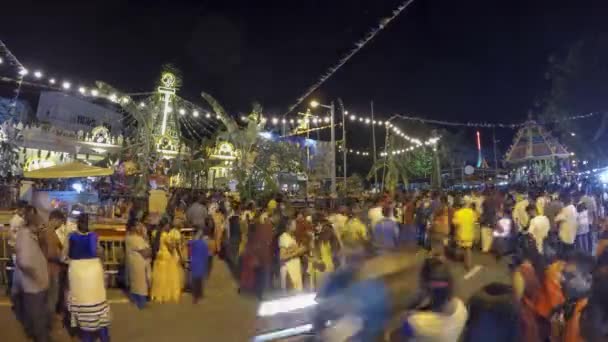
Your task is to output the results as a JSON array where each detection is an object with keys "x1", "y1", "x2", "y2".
[{"x1": 189, "y1": 225, "x2": 210, "y2": 304}]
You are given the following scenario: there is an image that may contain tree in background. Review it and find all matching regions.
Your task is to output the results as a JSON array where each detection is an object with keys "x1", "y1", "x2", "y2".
[
  {"x1": 218, "y1": 104, "x2": 303, "y2": 201},
  {"x1": 337, "y1": 173, "x2": 365, "y2": 198},
  {"x1": 0, "y1": 122, "x2": 22, "y2": 178},
  {"x1": 538, "y1": 35, "x2": 608, "y2": 164}
]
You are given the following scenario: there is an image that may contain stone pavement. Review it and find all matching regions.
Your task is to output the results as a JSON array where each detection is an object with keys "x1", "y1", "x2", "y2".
[{"x1": 0, "y1": 251, "x2": 510, "y2": 341}]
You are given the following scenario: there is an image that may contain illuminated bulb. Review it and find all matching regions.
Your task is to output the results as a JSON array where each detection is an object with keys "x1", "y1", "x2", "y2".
[
  {"x1": 350, "y1": 115, "x2": 356, "y2": 121},
  {"x1": 216, "y1": 114, "x2": 221, "y2": 119},
  {"x1": 193, "y1": 111, "x2": 199, "y2": 117},
  {"x1": 0, "y1": 57, "x2": 3, "y2": 64},
  {"x1": 297, "y1": 119, "x2": 302, "y2": 124},
  {"x1": 205, "y1": 113, "x2": 211, "y2": 118},
  {"x1": 378, "y1": 121, "x2": 384, "y2": 125},
  {"x1": 49, "y1": 78, "x2": 56, "y2": 85},
  {"x1": 241, "y1": 116, "x2": 247, "y2": 121},
  {"x1": 121, "y1": 97, "x2": 129, "y2": 104},
  {"x1": 365, "y1": 119, "x2": 370, "y2": 124},
  {"x1": 109, "y1": 94, "x2": 117, "y2": 102},
  {"x1": 272, "y1": 118, "x2": 279, "y2": 125},
  {"x1": 62, "y1": 81, "x2": 71, "y2": 89},
  {"x1": 34, "y1": 71, "x2": 43, "y2": 78},
  {"x1": 282, "y1": 119, "x2": 286, "y2": 124},
  {"x1": 324, "y1": 117, "x2": 330, "y2": 123},
  {"x1": 78, "y1": 87, "x2": 86, "y2": 94},
  {"x1": 19, "y1": 68, "x2": 28, "y2": 76},
  {"x1": 289, "y1": 119, "x2": 294, "y2": 124},
  {"x1": 139, "y1": 102, "x2": 145, "y2": 108},
  {"x1": 373, "y1": 120, "x2": 377, "y2": 125},
  {"x1": 179, "y1": 108, "x2": 186, "y2": 115},
  {"x1": 344, "y1": 111, "x2": 349, "y2": 115},
  {"x1": 312, "y1": 118, "x2": 318, "y2": 124},
  {"x1": 359, "y1": 117, "x2": 363, "y2": 122},
  {"x1": 261, "y1": 117, "x2": 267, "y2": 123}
]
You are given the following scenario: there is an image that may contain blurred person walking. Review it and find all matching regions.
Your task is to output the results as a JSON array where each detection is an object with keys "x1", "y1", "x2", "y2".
[
  {"x1": 151, "y1": 217, "x2": 183, "y2": 303},
  {"x1": 16, "y1": 206, "x2": 50, "y2": 342},
  {"x1": 401, "y1": 258, "x2": 468, "y2": 341},
  {"x1": 189, "y1": 224, "x2": 210, "y2": 303},
  {"x1": 125, "y1": 219, "x2": 152, "y2": 309},
  {"x1": 453, "y1": 200, "x2": 476, "y2": 270},
  {"x1": 66, "y1": 214, "x2": 110, "y2": 342},
  {"x1": 39, "y1": 209, "x2": 66, "y2": 324},
  {"x1": 372, "y1": 206, "x2": 400, "y2": 255}
]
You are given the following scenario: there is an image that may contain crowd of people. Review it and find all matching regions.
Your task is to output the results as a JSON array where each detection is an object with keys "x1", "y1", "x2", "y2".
[{"x1": 6, "y1": 182, "x2": 608, "y2": 341}]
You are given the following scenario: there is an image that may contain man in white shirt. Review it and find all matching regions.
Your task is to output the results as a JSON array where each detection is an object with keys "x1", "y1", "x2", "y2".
[
  {"x1": 555, "y1": 195, "x2": 577, "y2": 255},
  {"x1": 527, "y1": 204, "x2": 550, "y2": 254}
]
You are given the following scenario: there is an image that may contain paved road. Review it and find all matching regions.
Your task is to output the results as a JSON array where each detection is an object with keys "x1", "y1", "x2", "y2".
[{"x1": 0, "y1": 251, "x2": 510, "y2": 341}]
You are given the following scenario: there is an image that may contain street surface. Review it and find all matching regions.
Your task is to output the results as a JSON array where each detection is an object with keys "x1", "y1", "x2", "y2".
[{"x1": 0, "y1": 251, "x2": 510, "y2": 341}]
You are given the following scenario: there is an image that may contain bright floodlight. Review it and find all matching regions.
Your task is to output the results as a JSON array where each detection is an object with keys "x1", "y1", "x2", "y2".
[
  {"x1": 34, "y1": 71, "x2": 43, "y2": 78},
  {"x1": 310, "y1": 100, "x2": 319, "y2": 108},
  {"x1": 62, "y1": 81, "x2": 71, "y2": 89},
  {"x1": 19, "y1": 68, "x2": 28, "y2": 76}
]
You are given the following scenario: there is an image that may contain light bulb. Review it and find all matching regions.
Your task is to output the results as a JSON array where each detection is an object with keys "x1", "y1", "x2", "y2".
[
  {"x1": 34, "y1": 71, "x2": 43, "y2": 78},
  {"x1": 62, "y1": 81, "x2": 71, "y2": 89}
]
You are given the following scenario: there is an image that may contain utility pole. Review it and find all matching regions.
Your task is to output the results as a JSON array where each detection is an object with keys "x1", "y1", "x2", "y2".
[
  {"x1": 381, "y1": 124, "x2": 390, "y2": 192},
  {"x1": 330, "y1": 101, "x2": 336, "y2": 197},
  {"x1": 493, "y1": 127, "x2": 499, "y2": 171},
  {"x1": 371, "y1": 101, "x2": 378, "y2": 187},
  {"x1": 342, "y1": 106, "x2": 347, "y2": 194}
]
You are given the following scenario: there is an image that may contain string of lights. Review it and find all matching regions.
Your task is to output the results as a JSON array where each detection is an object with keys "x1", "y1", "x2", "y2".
[
  {"x1": 338, "y1": 147, "x2": 371, "y2": 157},
  {"x1": 282, "y1": 0, "x2": 416, "y2": 117},
  {"x1": 391, "y1": 112, "x2": 599, "y2": 128},
  {"x1": 0, "y1": 59, "x2": 227, "y2": 128}
]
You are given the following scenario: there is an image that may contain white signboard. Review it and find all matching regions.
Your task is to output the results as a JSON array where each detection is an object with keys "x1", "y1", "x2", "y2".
[{"x1": 36, "y1": 91, "x2": 123, "y2": 134}]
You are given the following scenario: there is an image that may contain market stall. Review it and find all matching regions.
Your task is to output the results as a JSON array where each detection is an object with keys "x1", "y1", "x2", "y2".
[{"x1": 24, "y1": 161, "x2": 127, "y2": 237}]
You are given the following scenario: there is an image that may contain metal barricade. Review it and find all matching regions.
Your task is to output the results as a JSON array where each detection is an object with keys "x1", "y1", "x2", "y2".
[{"x1": 0, "y1": 230, "x2": 10, "y2": 285}]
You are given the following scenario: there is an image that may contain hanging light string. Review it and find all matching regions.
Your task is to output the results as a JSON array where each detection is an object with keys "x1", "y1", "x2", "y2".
[
  {"x1": 391, "y1": 112, "x2": 599, "y2": 128},
  {"x1": 338, "y1": 147, "x2": 371, "y2": 157},
  {"x1": 0, "y1": 61, "x2": 226, "y2": 133},
  {"x1": 282, "y1": 0, "x2": 417, "y2": 117}
]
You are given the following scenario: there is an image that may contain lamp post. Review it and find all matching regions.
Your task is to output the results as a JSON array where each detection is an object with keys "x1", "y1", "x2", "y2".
[{"x1": 310, "y1": 100, "x2": 336, "y2": 197}]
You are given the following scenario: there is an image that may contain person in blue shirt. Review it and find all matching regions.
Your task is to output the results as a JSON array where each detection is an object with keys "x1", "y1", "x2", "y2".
[
  {"x1": 372, "y1": 206, "x2": 400, "y2": 254},
  {"x1": 189, "y1": 225, "x2": 210, "y2": 304}
]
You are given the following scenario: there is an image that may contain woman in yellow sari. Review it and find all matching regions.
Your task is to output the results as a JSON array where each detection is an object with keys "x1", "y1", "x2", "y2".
[{"x1": 151, "y1": 217, "x2": 183, "y2": 302}]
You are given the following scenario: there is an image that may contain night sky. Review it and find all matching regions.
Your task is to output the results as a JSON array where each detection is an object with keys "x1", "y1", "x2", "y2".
[{"x1": 2, "y1": 0, "x2": 607, "y2": 156}]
